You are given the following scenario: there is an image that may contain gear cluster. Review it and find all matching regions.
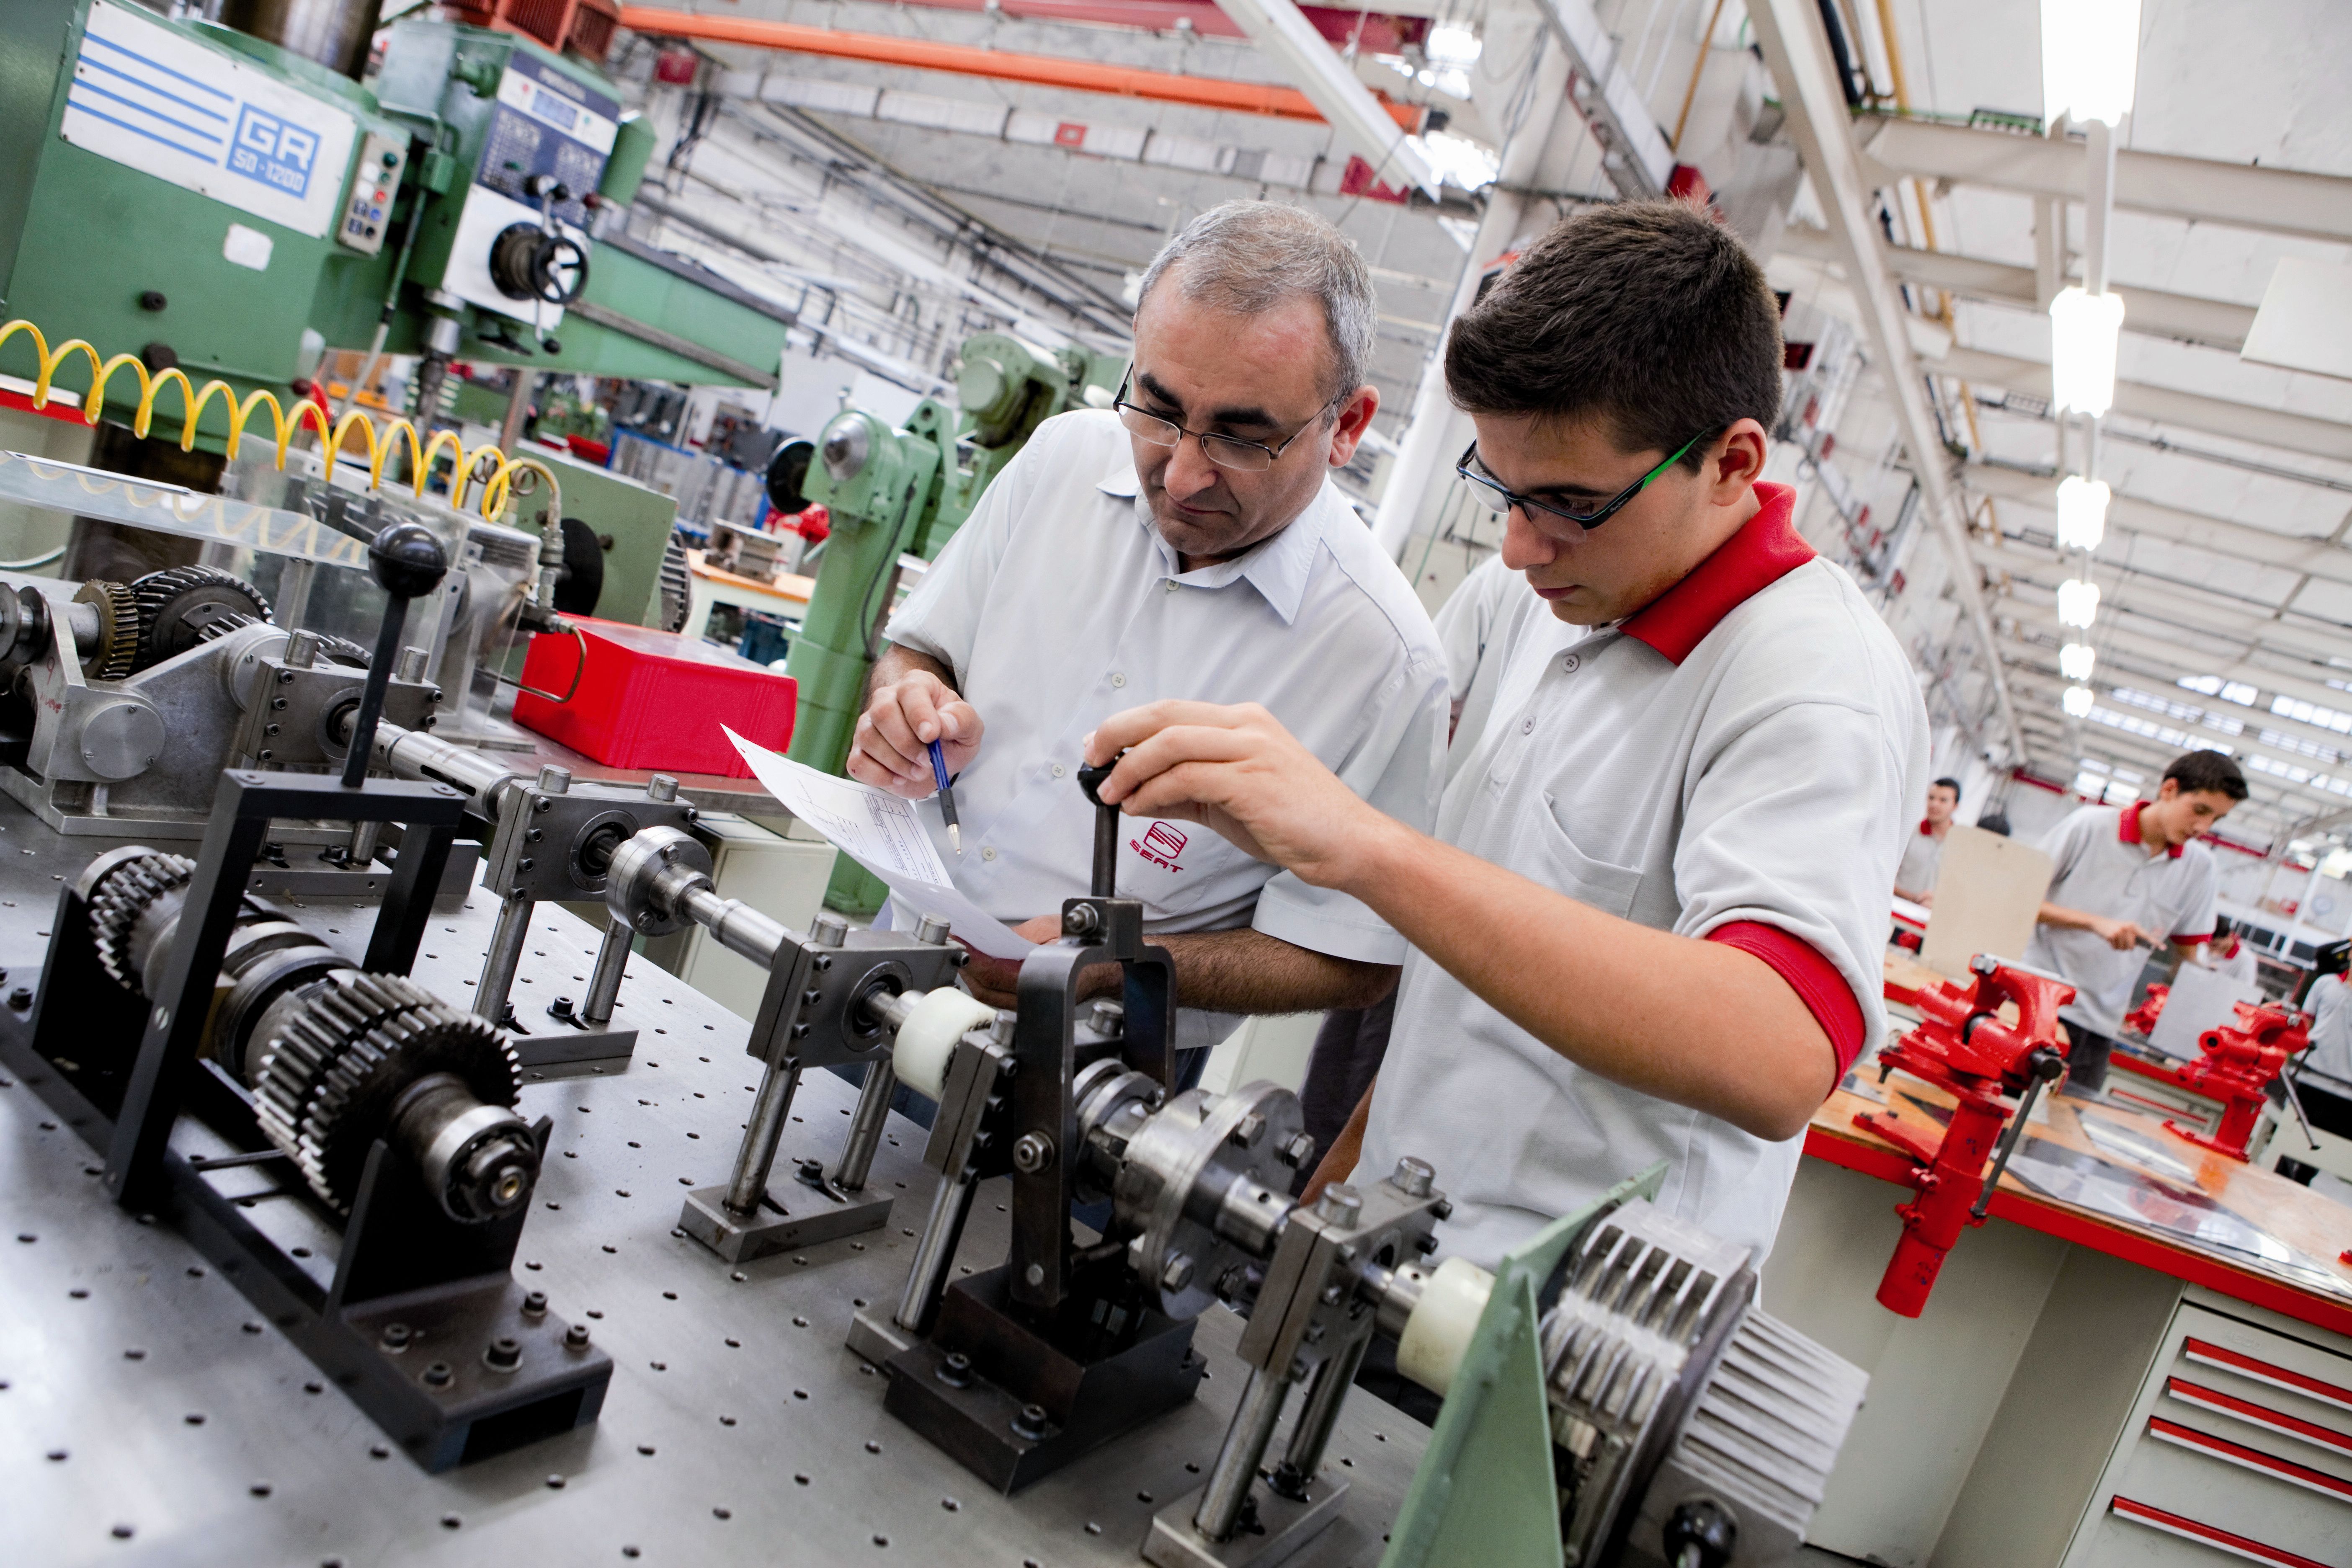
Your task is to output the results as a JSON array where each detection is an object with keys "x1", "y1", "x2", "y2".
[
  {"x1": 130, "y1": 565, "x2": 272, "y2": 670},
  {"x1": 71, "y1": 580, "x2": 140, "y2": 680},
  {"x1": 252, "y1": 971, "x2": 523, "y2": 1214},
  {"x1": 85, "y1": 848, "x2": 194, "y2": 992}
]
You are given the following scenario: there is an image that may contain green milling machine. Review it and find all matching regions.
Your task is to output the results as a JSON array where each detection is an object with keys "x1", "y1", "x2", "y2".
[{"x1": 785, "y1": 332, "x2": 1126, "y2": 914}]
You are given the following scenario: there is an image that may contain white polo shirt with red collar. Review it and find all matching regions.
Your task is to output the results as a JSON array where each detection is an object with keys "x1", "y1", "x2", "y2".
[
  {"x1": 1355, "y1": 482, "x2": 1928, "y2": 1270},
  {"x1": 2022, "y1": 801, "x2": 2219, "y2": 1037},
  {"x1": 1896, "y1": 818, "x2": 1947, "y2": 897}
]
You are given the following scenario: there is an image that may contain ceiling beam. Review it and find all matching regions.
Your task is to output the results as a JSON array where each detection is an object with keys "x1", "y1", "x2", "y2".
[
  {"x1": 2004, "y1": 664, "x2": 2349, "y2": 783},
  {"x1": 2000, "y1": 633, "x2": 2352, "y2": 757},
  {"x1": 1965, "y1": 462, "x2": 2352, "y2": 591},
  {"x1": 1524, "y1": 0, "x2": 1673, "y2": 197},
  {"x1": 1210, "y1": 0, "x2": 1442, "y2": 195},
  {"x1": 1997, "y1": 595, "x2": 2352, "y2": 712},
  {"x1": 1855, "y1": 115, "x2": 2352, "y2": 246},
  {"x1": 1777, "y1": 224, "x2": 2258, "y2": 351},
  {"x1": 1976, "y1": 541, "x2": 2352, "y2": 664},
  {"x1": 1931, "y1": 345, "x2": 2352, "y2": 465},
  {"x1": 1746, "y1": 0, "x2": 2027, "y2": 766}
]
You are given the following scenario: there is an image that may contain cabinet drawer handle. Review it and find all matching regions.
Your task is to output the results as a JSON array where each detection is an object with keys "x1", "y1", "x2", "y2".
[
  {"x1": 2184, "y1": 1336, "x2": 2352, "y2": 1418},
  {"x1": 2168, "y1": 1377, "x2": 2352, "y2": 1461},
  {"x1": 2111, "y1": 1495, "x2": 2331, "y2": 1567},
  {"x1": 2148, "y1": 1416, "x2": 2352, "y2": 1505}
]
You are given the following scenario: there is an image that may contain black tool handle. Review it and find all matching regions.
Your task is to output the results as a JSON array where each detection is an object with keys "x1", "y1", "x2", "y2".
[
  {"x1": 342, "y1": 521, "x2": 448, "y2": 788},
  {"x1": 1076, "y1": 758, "x2": 1119, "y2": 898}
]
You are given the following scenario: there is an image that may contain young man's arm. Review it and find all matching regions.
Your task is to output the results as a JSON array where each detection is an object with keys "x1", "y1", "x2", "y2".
[
  {"x1": 960, "y1": 924, "x2": 1397, "y2": 1014},
  {"x1": 1083, "y1": 702, "x2": 1848, "y2": 1142},
  {"x1": 2036, "y1": 900, "x2": 2155, "y2": 951}
]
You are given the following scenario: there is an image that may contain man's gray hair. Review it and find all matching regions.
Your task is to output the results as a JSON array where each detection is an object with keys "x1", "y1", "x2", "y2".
[{"x1": 1135, "y1": 201, "x2": 1377, "y2": 402}]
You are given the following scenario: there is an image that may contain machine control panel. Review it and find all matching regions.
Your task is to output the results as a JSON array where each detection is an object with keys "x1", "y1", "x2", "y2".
[{"x1": 338, "y1": 132, "x2": 407, "y2": 254}]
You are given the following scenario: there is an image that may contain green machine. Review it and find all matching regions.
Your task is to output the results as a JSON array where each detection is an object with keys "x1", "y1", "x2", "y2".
[
  {"x1": 0, "y1": 0, "x2": 794, "y2": 449},
  {"x1": 785, "y1": 331, "x2": 1125, "y2": 913}
]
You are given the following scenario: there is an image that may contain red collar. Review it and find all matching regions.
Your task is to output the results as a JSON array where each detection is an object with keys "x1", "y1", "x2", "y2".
[
  {"x1": 1919, "y1": 819, "x2": 1936, "y2": 836},
  {"x1": 2119, "y1": 801, "x2": 2183, "y2": 859},
  {"x1": 1621, "y1": 483, "x2": 1813, "y2": 665}
]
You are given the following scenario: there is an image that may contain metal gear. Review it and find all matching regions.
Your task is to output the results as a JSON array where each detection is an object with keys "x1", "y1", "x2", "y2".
[
  {"x1": 72, "y1": 580, "x2": 140, "y2": 680},
  {"x1": 84, "y1": 849, "x2": 194, "y2": 992},
  {"x1": 252, "y1": 972, "x2": 521, "y2": 1214},
  {"x1": 129, "y1": 565, "x2": 272, "y2": 669}
]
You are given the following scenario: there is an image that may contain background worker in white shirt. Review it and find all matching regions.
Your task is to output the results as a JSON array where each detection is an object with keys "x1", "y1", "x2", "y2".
[
  {"x1": 846, "y1": 201, "x2": 1449, "y2": 1076},
  {"x1": 2205, "y1": 919, "x2": 2259, "y2": 986},
  {"x1": 2024, "y1": 750, "x2": 2244, "y2": 1096},
  {"x1": 1896, "y1": 776, "x2": 1962, "y2": 905},
  {"x1": 1083, "y1": 201, "x2": 1929, "y2": 1272}
]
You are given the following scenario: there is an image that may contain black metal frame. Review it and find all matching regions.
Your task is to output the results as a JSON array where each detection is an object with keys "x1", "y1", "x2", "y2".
[{"x1": 0, "y1": 769, "x2": 612, "y2": 1470}]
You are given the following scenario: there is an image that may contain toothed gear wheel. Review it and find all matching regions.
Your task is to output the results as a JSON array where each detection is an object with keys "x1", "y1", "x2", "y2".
[
  {"x1": 252, "y1": 972, "x2": 521, "y2": 1213},
  {"x1": 73, "y1": 580, "x2": 140, "y2": 680},
  {"x1": 86, "y1": 850, "x2": 194, "y2": 992},
  {"x1": 130, "y1": 566, "x2": 272, "y2": 669}
]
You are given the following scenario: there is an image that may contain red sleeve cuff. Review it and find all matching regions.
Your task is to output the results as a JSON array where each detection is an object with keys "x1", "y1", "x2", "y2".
[{"x1": 1707, "y1": 920, "x2": 1867, "y2": 1080}]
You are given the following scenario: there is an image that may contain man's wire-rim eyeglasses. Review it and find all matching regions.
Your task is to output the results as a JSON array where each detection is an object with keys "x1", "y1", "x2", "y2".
[
  {"x1": 1113, "y1": 374, "x2": 1344, "y2": 474},
  {"x1": 1455, "y1": 430, "x2": 1710, "y2": 531}
]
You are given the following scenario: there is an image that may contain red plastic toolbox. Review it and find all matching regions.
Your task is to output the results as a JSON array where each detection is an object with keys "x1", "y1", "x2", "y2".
[{"x1": 512, "y1": 617, "x2": 796, "y2": 776}]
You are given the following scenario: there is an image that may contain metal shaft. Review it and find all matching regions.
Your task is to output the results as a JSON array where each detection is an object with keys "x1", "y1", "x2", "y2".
[
  {"x1": 895, "y1": 1170, "x2": 977, "y2": 1336},
  {"x1": 1196, "y1": 1365, "x2": 1290, "y2": 1543},
  {"x1": 1091, "y1": 801, "x2": 1119, "y2": 897},
  {"x1": 678, "y1": 885, "x2": 789, "y2": 970},
  {"x1": 831, "y1": 1059, "x2": 897, "y2": 1193},
  {"x1": 582, "y1": 918, "x2": 632, "y2": 1026},
  {"x1": 342, "y1": 592, "x2": 413, "y2": 788},
  {"x1": 358, "y1": 716, "x2": 520, "y2": 812},
  {"x1": 724, "y1": 1060, "x2": 803, "y2": 1217},
  {"x1": 475, "y1": 891, "x2": 533, "y2": 1022},
  {"x1": 1271, "y1": 1335, "x2": 1369, "y2": 1496},
  {"x1": 344, "y1": 819, "x2": 381, "y2": 867}
]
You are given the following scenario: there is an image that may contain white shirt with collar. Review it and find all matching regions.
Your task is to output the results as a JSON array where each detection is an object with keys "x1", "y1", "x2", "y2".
[
  {"x1": 883, "y1": 409, "x2": 1450, "y2": 1053},
  {"x1": 1357, "y1": 483, "x2": 1929, "y2": 1271},
  {"x1": 1432, "y1": 552, "x2": 1545, "y2": 787},
  {"x1": 2021, "y1": 802, "x2": 2219, "y2": 1037},
  {"x1": 1895, "y1": 820, "x2": 1947, "y2": 898}
]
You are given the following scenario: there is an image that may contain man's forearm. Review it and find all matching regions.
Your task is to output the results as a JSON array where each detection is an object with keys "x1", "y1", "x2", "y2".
[
  {"x1": 1332, "y1": 818, "x2": 1836, "y2": 1141},
  {"x1": 1152, "y1": 928, "x2": 1397, "y2": 1015}
]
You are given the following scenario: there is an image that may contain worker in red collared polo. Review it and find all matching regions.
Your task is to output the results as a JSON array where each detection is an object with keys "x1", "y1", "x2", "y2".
[
  {"x1": 1080, "y1": 203, "x2": 1930, "y2": 1269},
  {"x1": 1896, "y1": 776, "x2": 1962, "y2": 905},
  {"x1": 2024, "y1": 749, "x2": 2245, "y2": 1096}
]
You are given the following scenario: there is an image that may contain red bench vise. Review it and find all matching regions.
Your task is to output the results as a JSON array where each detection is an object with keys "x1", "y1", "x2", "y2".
[
  {"x1": 2156, "y1": 1001, "x2": 2311, "y2": 1162},
  {"x1": 1855, "y1": 955, "x2": 2073, "y2": 1318}
]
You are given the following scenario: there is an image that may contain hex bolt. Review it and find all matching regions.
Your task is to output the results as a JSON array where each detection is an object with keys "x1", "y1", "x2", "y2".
[
  {"x1": 549, "y1": 996, "x2": 575, "y2": 1020},
  {"x1": 421, "y1": 1361, "x2": 453, "y2": 1387},
  {"x1": 1277, "y1": 1132, "x2": 1317, "y2": 1169},
  {"x1": 380, "y1": 1322, "x2": 412, "y2": 1351},
  {"x1": 1392, "y1": 1156, "x2": 1436, "y2": 1198},
  {"x1": 537, "y1": 763, "x2": 572, "y2": 795},
  {"x1": 646, "y1": 774, "x2": 680, "y2": 803},
  {"x1": 1062, "y1": 904, "x2": 1101, "y2": 938},
  {"x1": 935, "y1": 1351, "x2": 973, "y2": 1389},
  {"x1": 811, "y1": 912, "x2": 848, "y2": 947},
  {"x1": 270, "y1": 696, "x2": 287, "y2": 710},
  {"x1": 521, "y1": 1291, "x2": 548, "y2": 1317},
  {"x1": 1228, "y1": 1112, "x2": 1266, "y2": 1149},
  {"x1": 1010, "y1": 1132, "x2": 1055, "y2": 1173},
  {"x1": 1161, "y1": 1253, "x2": 1195, "y2": 1292},
  {"x1": 483, "y1": 1337, "x2": 522, "y2": 1372},
  {"x1": 1009, "y1": 1403, "x2": 1050, "y2": 1440},
  {"x1": 564, "y1": 1323, "x2": 591, "y2": 1349},
  {"x1": 1316, "y1": 1184, "x2": 1362, "y2": 1227}
]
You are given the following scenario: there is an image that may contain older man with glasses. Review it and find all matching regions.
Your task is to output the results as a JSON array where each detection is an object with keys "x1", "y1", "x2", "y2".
[{"x1": 845, "y1": 201, "x2": 1449, "y2": 1078}]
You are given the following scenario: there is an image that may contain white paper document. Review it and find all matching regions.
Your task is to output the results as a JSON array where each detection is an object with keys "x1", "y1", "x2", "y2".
[{"x1": 725, "y1": 728, "x2": 1037, "y2": 960}]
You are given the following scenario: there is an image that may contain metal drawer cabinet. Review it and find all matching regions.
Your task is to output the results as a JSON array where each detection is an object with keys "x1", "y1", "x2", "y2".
[{"x1": 2065, "y1": 1295, "x2": 2352, "y2": 1567}]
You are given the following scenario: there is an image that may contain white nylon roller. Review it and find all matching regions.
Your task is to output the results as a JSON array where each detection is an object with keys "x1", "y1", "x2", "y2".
[
  {"x1": 891, "y1": 988, "x2": 998, "y2": 1100},
  {"x1": 1396, "y1": 1256, "x2": 1495, "y2": 1396}
]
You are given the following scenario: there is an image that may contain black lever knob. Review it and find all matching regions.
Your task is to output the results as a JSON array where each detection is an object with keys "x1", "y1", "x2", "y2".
[
  {"x1": 341, "y1": 521, "x2": 448, "y2": 788},
  {"x1": 1076, "y1": 757, "x2": 1120, "y2": 898}
]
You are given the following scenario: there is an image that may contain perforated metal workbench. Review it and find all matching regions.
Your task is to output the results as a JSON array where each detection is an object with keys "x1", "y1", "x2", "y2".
[{"x1": 0, "y1": 799, "x2": 1426, "y2": 1565}]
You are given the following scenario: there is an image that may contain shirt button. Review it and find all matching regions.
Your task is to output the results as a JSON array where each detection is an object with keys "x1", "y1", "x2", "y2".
[
  {"x1": 1111, "y1": 672, "x2": 1127, "y2": 689},
  {"x1": 1521, "y1": 717, "x2": 1535, "y2": 735},
  {"x1": 1164, "y1": 580, "x2": 1178, "y2": 593},
  {"x1": 981, "y1": 846, "x2": 997, "y2": 861},
  {"x1": 1051, "y1": 763, "x2": 1065, "y2": 777},
  {"x1": 1562, "y1": 653, "x2": 1580, "y2": 673}
]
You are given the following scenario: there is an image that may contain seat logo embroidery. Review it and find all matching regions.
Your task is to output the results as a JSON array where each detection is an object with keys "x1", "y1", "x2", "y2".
[{"x1": 1132, "y1": 821, "x2": 1188, "y2": 872}]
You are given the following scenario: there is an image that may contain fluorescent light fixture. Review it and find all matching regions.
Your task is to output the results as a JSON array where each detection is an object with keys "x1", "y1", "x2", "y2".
[
  {"x1": 2063, "y1": 683, "x2": 2096, "y2": 718},
  {"x1": 2060, "y1": 642, "x2": 2097, "y2": 681},
  {"x1": 2054, "y1": 475, "x2": 2110, "y2": 551},
  {"x1": 2041, "y1": 0, "x2": 2143, "y2": 126},
  {"x1": 2057, "y1": 577, "x2": 2101, "y2": 627},
  {"x1": 2050, "y1": 287, "x2": 2126, "y2": 415}
]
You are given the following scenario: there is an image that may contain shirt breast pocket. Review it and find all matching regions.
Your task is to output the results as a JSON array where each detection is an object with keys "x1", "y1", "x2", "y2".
[{"x1": 1534, "y1": 792, "x2": 1644, "y2": 921}]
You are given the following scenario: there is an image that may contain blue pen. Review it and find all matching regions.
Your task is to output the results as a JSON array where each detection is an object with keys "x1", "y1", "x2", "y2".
[{"x1": 928, "y1": 738, "x2": 961, "y2": 853}]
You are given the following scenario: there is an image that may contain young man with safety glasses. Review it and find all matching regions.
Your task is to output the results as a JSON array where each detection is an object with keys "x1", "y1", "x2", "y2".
[
  {"x1": 847, "y1": 201, "x2": 1448, "y2": 1079},
  {"x1": 1084, "y1": 201, "x2": 1929, "y2": 1268}
]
